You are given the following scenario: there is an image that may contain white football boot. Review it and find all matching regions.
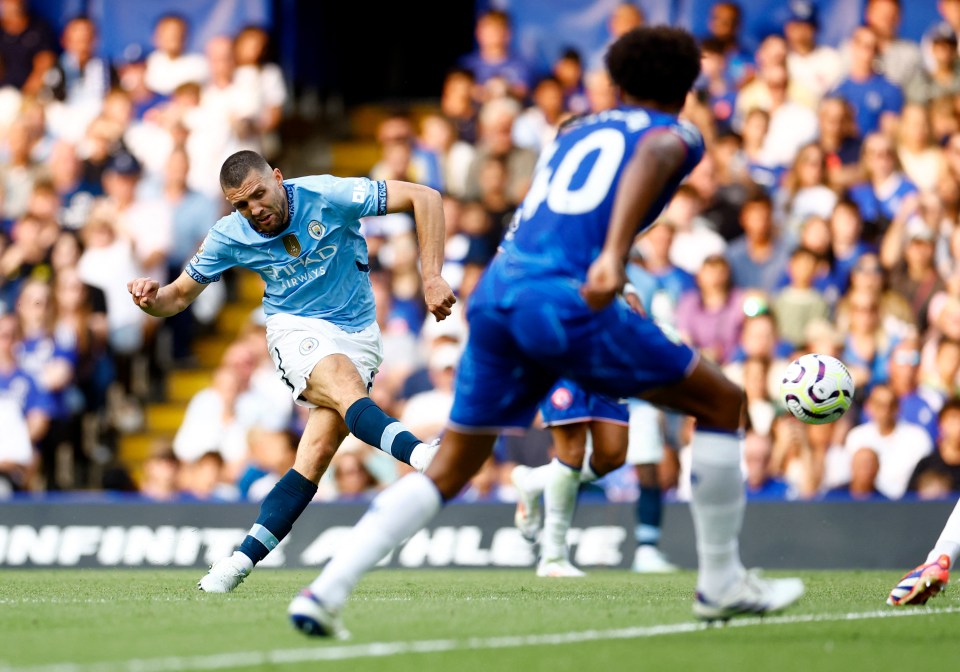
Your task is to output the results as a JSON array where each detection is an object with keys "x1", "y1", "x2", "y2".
[
  {"x1": 289, "y1": 590, "x2": 350, "y2": 639},
  {"x1": 511, "y1": 465, "x2": 543, "y2": 542},
  {"x1": 632, "y1": 545, "x2": 680, "y2": 574},
  {"x1": 537, "y1": 557, "x2": 587, "y2": 578},
  {"x1": 693, "y1": 570, "x2": 804, "y2": 621},
  {"x1": 410, "y1": 437, "x2": 441, "y2": 472},
  {"x1": 197, "y1": 551, "x2": 253, "y2": 593}
]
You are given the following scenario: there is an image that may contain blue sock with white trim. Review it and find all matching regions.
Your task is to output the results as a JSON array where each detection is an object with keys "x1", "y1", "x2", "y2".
[
  {"x1": 345, "y1": 397, "x2": 423, "y2": 465},
  {"x1": 636, "y1": 485, "x2": 663, "y2": 547},
  {"x1": 238, "y1": 469, "x2": 317, "y2": 565}
]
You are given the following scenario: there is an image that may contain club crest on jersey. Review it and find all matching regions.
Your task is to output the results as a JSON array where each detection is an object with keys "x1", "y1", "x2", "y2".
[
  {"x1": 299, "y1": 337, "x2": 319, "y2": 356},
  {"x1": 307, "y1": 220, "x2": 325, "y2": 241},
  {"x1": 282, "y1": 234, "x2": 302, "y2": 257},
  {"x1": 551, "y1": 386, "x2": 573, "y2": 410}
]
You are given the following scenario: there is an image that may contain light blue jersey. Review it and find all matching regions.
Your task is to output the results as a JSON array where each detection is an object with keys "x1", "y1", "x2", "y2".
[{"x1": 185, "y1": 175, "x2": 386, "y2": 332}]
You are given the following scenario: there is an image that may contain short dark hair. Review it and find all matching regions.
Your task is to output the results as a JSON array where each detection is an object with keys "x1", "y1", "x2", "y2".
[
  {"x1": 743, "y1": 186, "x2": 773, "y2": 209},
  {"x1": 605, "y1": 26, "x2": 701, "y2": 107},
  {"x1": 219, "y1": 150, "x2": 271, "y2": 189},
  {"x1": 940, "y1": 396, "x2": 960, "y2": 422}
]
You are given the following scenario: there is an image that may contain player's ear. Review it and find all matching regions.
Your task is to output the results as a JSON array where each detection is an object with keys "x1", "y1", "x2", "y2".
[{"x1": 273, "y1": 167, "x2": 284, "y2": 185}]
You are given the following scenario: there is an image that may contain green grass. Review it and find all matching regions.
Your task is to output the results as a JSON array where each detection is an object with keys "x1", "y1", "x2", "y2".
[{"x1": 1, "y1": 570, "x2": 959, "y2": 671}]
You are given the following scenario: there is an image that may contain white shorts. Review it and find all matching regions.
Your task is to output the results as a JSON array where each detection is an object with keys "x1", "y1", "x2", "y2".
[
  {"x1": 626, "y1": 398, "x2": 665, "y2": 465},
  {"x1": 265, "y1": 313, "x2": 383, "y2": 408}
]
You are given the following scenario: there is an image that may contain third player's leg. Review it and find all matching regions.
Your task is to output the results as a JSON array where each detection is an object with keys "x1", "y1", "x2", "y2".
[{"x1": 294, "y1": 406, "x2": 350, "y2": 483}]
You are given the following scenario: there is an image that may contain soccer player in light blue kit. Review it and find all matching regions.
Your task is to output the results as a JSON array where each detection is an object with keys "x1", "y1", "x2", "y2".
[
  {"x1": 290, "y1": 27, "x2": 803, "y2": 637},
  {"x1": 127, "y1": 150, "x2": 456, "y2": 592}
]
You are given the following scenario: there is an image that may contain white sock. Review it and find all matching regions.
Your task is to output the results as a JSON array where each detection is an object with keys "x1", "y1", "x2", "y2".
[
  {"x1": 520, "y1": 463, "x2": 553, "y2": 496},
  {"x1": 308, "y1": 473, "x2": 442, "y2": 611},
  {"x1": 580, "y1": 457, "x2": 599, "y2": 482},
  {"x1": 689, "y1": 430, "x2": 746, "y2": 598},
  {"x1": 926, "y1": 497, "x2": 960, "y2": 567},
  {"x1": 541, "y1": 459, "x2": 580, "y2": 562}
]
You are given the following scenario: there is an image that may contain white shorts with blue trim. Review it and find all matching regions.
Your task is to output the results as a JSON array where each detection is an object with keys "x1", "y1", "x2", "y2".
[{"x1": 265, "y1": 313, "x2": 383, "y2": 408}]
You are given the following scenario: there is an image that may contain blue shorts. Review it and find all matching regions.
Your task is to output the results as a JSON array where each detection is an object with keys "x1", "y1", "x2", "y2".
[
  {"x1": 448, "y1": 274, "x2": 697, "y2": 433},
  {"x1": 539, "y1": 379, "x2": 629, "y2": 427}
]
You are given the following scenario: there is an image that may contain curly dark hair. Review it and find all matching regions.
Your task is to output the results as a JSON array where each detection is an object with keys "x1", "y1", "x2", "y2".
[{"x1": 605, "y1": 26, "x2": 701, "y2": 108}]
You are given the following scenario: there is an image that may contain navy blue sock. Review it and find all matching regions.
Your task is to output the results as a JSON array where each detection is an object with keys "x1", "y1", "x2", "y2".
[
  {"x1": 345, "y1": 397, "x2": 422, "y2": 465},
  {"x1": 635, "y1": 485, "x2": 663, "y2": 547},
  {"x1": 238, "y1": 469, "x2": 317, "y2": 565}
]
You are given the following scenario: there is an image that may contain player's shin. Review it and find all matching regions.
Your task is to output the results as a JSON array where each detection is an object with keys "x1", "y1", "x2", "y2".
[
  {"x1": 689, "y1": 429, "x2": 746, "y2": 598},
  {"x1": 541, "y1": 459, "x2": 581, "y2": 562},
  {"x1": 238, "y1": 468, "x2": 318, "y2": 565},
  {"x1": 308, "y1": 473, "x2": 442, "y2": 611},
  {"x1": 345, "y1": 397, "x2": 434, "y2": 469}
]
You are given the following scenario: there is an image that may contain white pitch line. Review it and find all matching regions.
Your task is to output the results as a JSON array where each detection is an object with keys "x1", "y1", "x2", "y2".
[{"x1": 2, "y1": 605, "x2": 958, "y2": 672}]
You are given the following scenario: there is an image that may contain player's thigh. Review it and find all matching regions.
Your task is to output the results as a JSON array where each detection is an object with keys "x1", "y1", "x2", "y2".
[
  {"x1": 638, "y1": 356, "x2": 744, "y2": 431},
  {"x1": 550, "y1": 423, "x2": 589, "y2": 466},
  {"x1": 587, "y1": 420, "x2": 628, "y2": 475},
  {"x1": 293, "y1": 406, "x2": 350, "y2": 483}
]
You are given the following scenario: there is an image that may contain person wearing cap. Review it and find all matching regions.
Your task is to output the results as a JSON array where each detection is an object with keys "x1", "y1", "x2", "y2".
[
  {"x1": 906, "y1": 22, "x2": 960, "y2": 104},
  {"x1": 784, "y1": 0, "x2": 842, "y2": 100}
]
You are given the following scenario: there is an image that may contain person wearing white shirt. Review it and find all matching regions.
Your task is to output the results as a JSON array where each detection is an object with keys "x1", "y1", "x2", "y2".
[
  {"x1": 784, "y1": 0, "x2": 843, "y2": 101},
  {"x1": 144, "y1": 14, "x2": 208, "y2": 96},
  {"x1": 832, "y1": 383, "x2": 933, "y2": 499}
]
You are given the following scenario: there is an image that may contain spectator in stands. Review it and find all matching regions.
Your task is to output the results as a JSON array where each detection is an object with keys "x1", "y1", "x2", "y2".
[
  {"x1": 139, "y1": 445, "x2": 182, "y2": 501},
  {"x1": 859, "y1": 0, "x2": 923, "y2": 88},
  {"x1": 0, "y1": 394, "x2": 34, "y2": 496},
  {"x1": 458, "y1": 9, "x2": 531, "y2": 102},
  {"x1": 794, "y1": 216, "x2": 842, "y2": 303},
  {"x1": 181, "y1": 450, "x2": 239, "y2": 501},
  {"x1": 0, "y1": 312, "x2": 50, "y2": 449},
  {"x1": 840, "y1": 288, "x2": 897, "y2": 394},
  {"x1": 552, "y1": 47, "x2": 588, "y2": 116},
  {"x1": 822, "y1": 447, "x2": 888, "y2": 501},
  {"x1": 331, "y1": 448, "x2": 382, "y2": 502},
  {"x1": 850, "y1": 133, "x2": 918, "y2": 242},
  {"x1": 773, "y1": 246, "x2": 830, "y2": 348},
  {"x1": 704, "y1": 0, "x2": 754, "y2": 86},
  {"x1": 370, "y1": 113, "x2": 442, "y2": 191},
  {"x1": 887, "y1": 337, "x2": 940, "y2": 443},
  {"x1": 908, "y1": 398, "x2": 960, "y2": 494},
  {"x1": 0, "y1": 212, "x2": 51, "y2": 311},
  {"x1": 840, "y1": 383, "x2": 932, "y2": 499},
  {"x1": 886, "y1": 221, "x2": 945, "y2": 334},
  {"x1": 440, "y1": 68, "x2": 479, "y2": 145},
  {"x1": 145, "y1": 13, "x2": 208, "y2": 96},
  {"x1": 243, "y1": 428, "x2": 297, "y2": 501},
  {"x1": 418, "y1": 113, "x2": 475, "y2": 199},
  {"x1": 233, "y1": 25, "x2": 287, "y2": 160},
  {"x1": 512, "y1": 76, "x2": 564, "y2": 154},
  {"x1": 742, "y1": 355, "x2": 776, "y2": 437},
  {"x1": 1, "y1": 119, "x2": 45, "y2": 221},
  {"x1": 922, "y1": 335, "x2": 960, "y2": 403},
  {"x1": 697, "y1": 38, "x2": 737, "y2": 135},
  {"x1": 399, "y1": 342, "x2": 457, "y2": 443},
  {"x1": 744, "y1": 430, "x2": 790, "y2": 499},
  {"x1": 896, "y1": 104, "x2": 946, "y2": 195},
  {"x1": 784, "y1": 0, "x2": 842, "y2": 101},
  {"x1": 727, "y1": 189, "x2": 792, "y2": 292},
  {"x1": 832, "y1": 26, "x2": 903, "y2": 139},
  {"x1": 464, "y1": 97, "x2": 536, "y2": 205},
  {"x1": 736, "y1": 36, "x2": 816, "y2": 124},
  {"x1": 587, "y1": 2, "x2": 645, "y2": 74},
  {"x1": 769, "y1": 409, "x2": 819, "y2": 500},
  {"x1": 675, "y1": 254, "x2": 744, "y2": 364},
  {"x1": 816, "y1": 96, "x2": 861, "y2": 189},
  {"x1": 16, "y1": 279, "x2": 78, "y2": 489},
  {"x1": 775, "y1": 143, "x2": 838, "y2": 235},
  {"x1": 836, "y1": 252, "x2": 914, "y2": 337},
  {"x1": 627, "y1": 222, "x2": 696, "y2": 326},
  {"x1": 115, "y1": 44, "x2": 164, "y2": 121},
  {"x1": 661, "y1": 184, "x2": 727, "y2": 274},
  {"x1": 0, "y1": 0, "x2": 56, "y2": 95},
  {"x1": 907, "y1": 23, "x2": 960, "y2": 104},
  {"x1": 40, "y1": 15, "x2": 109, "y2": 144}
]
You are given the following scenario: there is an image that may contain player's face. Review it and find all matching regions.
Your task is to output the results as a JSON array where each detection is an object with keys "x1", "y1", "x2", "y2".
[{"x1": 224, "y1": 168, "x2": 289, "y2": 236}]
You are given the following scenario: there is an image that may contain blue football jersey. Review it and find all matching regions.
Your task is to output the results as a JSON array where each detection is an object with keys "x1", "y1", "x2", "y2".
[
  {"x1": 498, "y1": 106, "x2": 704, "y2": 283},
  {"x1": 186, "y1": 175, "x2": 386, "y2": 332}
]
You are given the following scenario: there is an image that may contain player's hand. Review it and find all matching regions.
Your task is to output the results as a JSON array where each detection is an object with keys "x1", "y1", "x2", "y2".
[
  {"x1": 127, "y1": 277, "x2": 160, "y2": 311},
  {"x1": 424, "y1": 275, "x2": 456, "y2": 321},
  {"x1": 582, "y1": 252, "x2": 625, "y2": 310}
]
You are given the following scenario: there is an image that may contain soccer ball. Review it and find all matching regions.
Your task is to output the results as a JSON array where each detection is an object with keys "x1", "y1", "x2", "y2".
[{"x1": 779, "y1": 353, "x2": 855, "y2": 425}]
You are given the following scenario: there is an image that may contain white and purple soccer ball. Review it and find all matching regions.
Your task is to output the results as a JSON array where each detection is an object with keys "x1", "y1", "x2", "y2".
[{"x1": 779, "y1": 353, "x2": 855, "y2": 425}]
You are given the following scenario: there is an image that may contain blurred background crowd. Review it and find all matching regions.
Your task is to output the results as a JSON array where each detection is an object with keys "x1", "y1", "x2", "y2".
[{"x1": 2, "y1": 0, "x2": 960, "y2": 506}]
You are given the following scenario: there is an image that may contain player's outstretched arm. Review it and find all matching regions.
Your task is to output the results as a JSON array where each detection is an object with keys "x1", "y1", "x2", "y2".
[
  {"x1": 127, "y1": 271, "x2": 207, "y2": 318},
  {"x1": 384, "y1": 180, "x2": 456, "y2": 321},
  {"x1": 582, "y1": 132, "x2": 689, "y2": 310}
]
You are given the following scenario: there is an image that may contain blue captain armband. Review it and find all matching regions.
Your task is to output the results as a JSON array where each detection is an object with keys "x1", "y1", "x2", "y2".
[{"x1": 185, "y1": 265, "x2": 221, "y2": 284}]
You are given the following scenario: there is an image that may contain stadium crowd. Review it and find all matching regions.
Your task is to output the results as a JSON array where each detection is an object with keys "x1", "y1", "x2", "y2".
[{"x1": 4, "y1": 0, "x2": 960, "y2": 506}]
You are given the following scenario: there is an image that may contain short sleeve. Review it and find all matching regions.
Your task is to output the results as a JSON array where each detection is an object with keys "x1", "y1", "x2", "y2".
[
  {"x1": 323, "y1": 176, "x2": 387, "y2": 219},
  {"x1": 184, "y1": 230, "x2": 235, "y2": 284}
]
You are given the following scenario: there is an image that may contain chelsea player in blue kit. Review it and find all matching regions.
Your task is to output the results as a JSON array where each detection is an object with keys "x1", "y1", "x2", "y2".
[
  {"x1": 290, "y1": 27, "x2": 804, "y2": 637},
  {"x1": 127, "y1": 150, "x2": 456, "y2": 592}
]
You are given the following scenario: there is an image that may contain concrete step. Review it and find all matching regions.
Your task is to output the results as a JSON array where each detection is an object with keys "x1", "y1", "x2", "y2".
[{"x1": 237, "y1": 270, "x2": 265, "y2": 303}]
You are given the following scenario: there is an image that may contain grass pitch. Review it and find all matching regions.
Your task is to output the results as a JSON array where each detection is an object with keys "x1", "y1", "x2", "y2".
[{"x1": 1, "y1": 569, "x2": 959, "y2": 672}]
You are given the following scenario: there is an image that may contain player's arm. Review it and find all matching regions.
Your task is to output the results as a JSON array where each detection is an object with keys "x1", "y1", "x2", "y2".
[
  {"x1": 384, "y1": 180, "x2": 456, "y2": 320},
  {"x1": 127, "y1": 271, "x2": 207, "y2": 318},
  {"x1": 582, "y1": 132, "x2": 689, "y2": 310}
]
